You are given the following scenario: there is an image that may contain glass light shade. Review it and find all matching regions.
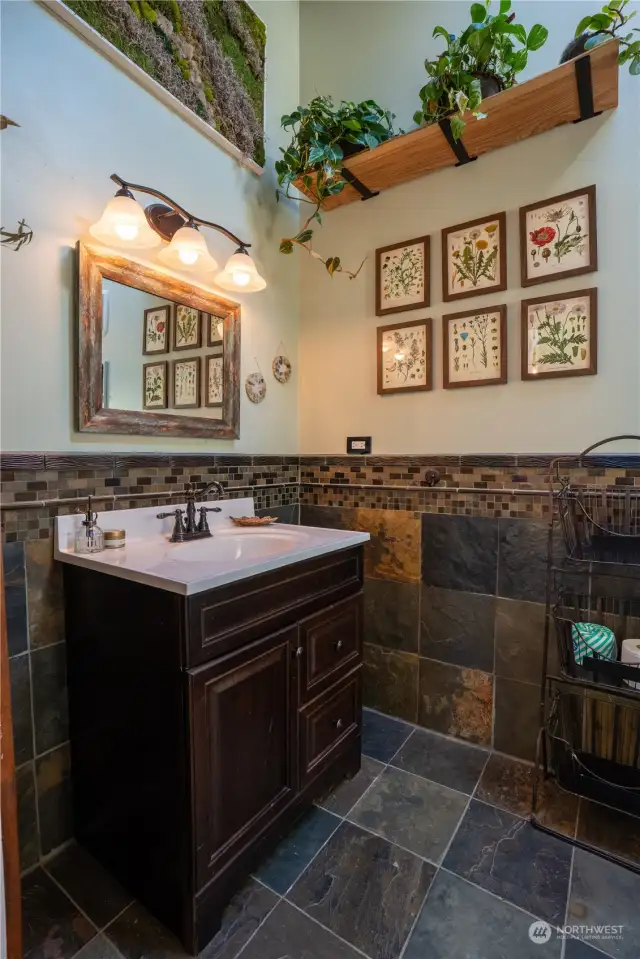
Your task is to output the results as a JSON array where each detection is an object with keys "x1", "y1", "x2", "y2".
[
  {"x1": 215, "y1": 250, "x2": 266, "y2": 293},
  {"x1": 89, "y1": 195, "x2": 161, "y2": 249},
  {"x1": 157, "y1": 225, "x2": 218, "y2": 272}
]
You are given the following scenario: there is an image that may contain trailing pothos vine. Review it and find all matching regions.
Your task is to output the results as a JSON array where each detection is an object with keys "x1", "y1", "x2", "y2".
[
  {"x1": 275, "y1": 96, "x2": 396, "y2": 277},
  {"x1": 0, "y1": 115, "x2": 33, "y2": 253}
]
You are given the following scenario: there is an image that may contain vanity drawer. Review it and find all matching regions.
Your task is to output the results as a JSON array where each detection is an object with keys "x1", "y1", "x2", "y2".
[
  {"x1": 298, "y1": 668, "x2": 361, "y2": 787},
  {"x1": 186, "y1": 547, "x2": 363, "y2": 667},
  {"x1": 298, "y1": 595, "x2": 362, "y2": 703}
]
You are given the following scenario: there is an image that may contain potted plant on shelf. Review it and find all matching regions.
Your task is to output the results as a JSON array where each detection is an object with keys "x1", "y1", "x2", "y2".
[
  {"x1": 560, "y1": 0, "x2": 639, "y2": 73},
  {"x1": 275, "y1": 95, "x2": 397, "y2": 277},
  {"x1": 413, "y1": 0, "x2": 548, "y2": 140}
]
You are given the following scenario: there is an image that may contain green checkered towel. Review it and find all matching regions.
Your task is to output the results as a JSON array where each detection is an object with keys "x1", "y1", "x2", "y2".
[{"x1": 571, "y1": 622, "x2": 617, "y2": 666}]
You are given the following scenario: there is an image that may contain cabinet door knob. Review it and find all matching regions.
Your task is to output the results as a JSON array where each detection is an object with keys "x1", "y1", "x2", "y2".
[
  {"x1": 295, "y1": 646, "x2": 304, "y2": 658},
  {"x1": 335, "y1": 718, "x2": 344, "y2": 731},
  {"x1": 335, "y1": 640, "x2": 344, "y2": 651}
]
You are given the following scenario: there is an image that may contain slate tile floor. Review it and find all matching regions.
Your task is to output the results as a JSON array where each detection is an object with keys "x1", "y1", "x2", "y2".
[{"x1": 22, "y1": 708, "x2": 640, "y2": 959}]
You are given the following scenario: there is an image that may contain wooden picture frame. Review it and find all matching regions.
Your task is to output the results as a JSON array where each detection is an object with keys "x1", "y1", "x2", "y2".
[
  {"x1": 377, "y1": 318, "x2": 432, "y2": 395},
  {"x1": 143, "y1": 360, "x2": 168, "y2": 410},
  {"x1": 204, "y1": 353, "x2": 224, "y2": 408},
  {"x1": 172, "y1": 357, "x2": 201, "y2": 409},
  {"x1": 442, "y1": 305, "x2": 507, "y2": 389},
  {"x1": 375, "y1": 235, "x2": 430, "y2": 316},
  {"x1": 520, "y1": 185, "x2": 597, "y2": 287},
  {"x1": 442, "y1": 211, "x2": 507, "y2": 302},
  {"x1": 77, "y1": 243, "x2": 241, "y2": 438},
  {"x1": 521, "y1": 288, "x2": 597, "y2": 380},
  {"x1": 173, "y1": 304, "x2": 202, "y2": 351},
  {"x1": 206, "y1": 312, "x2": 225, "y2": 347},
  {"x1": 142, "y1": 304, "x2": 170, "y2": 355}
]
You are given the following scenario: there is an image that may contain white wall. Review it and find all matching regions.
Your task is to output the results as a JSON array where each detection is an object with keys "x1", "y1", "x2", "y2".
[
  {"x1": 298, "y1": 1, "x2": 640, "y2": 453},
  {"x1": 0, "y1": 0, "x2": 300, "y2": 452}
]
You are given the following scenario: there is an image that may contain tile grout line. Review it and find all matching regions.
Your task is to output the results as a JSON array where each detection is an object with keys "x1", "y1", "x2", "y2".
[
  {"x1": 284, "y1": 898, "x2": 374, "y2": 959},
  {"x1": 40, "y1": 864, "x2": 101, "y2": 944},
  {"x1": 230, "y1": 891, "x2": 284, "y2": 959},
  {"x1": 560, "y1": 847, "x2": 575, "y2": 959},
  {"x1": 278, "y1": 811, "x2": 344, "y2": 900},
  {"x1": 396, "y1": 866, "x2": 438, "y2": 959},
  {"x1": 438, "y1": 865, "x2": 566, "y2": 930}
]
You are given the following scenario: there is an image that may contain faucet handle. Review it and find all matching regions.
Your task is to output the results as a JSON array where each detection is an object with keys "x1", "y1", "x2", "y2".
[
  {"x1": 157, "y1": 508, "x2": 185, "y2": 542},
  {"x1": 197, "y1": 505, "x2": 222, "y2": 534}
]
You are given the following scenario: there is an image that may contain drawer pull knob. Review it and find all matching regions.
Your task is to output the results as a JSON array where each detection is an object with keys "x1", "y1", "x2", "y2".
[
  {"x1": 335, "y1": 718, "x2": 344, "y2": 731},
  {"x1": 336, "y1": 640, "x2": 344, "y2": 651},
  {"x1": 295, "y1": 646, "x2": 304, "y2": 658}
]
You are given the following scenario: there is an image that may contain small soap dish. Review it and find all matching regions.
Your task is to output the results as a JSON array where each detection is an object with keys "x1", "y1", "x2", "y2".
[{"x1": 230, "y1": 516, "x2": 279, "y2": 527}]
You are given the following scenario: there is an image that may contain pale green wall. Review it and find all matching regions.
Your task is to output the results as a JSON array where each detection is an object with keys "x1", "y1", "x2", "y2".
[
  {"x1": 0, "y1": 0, "x2": 300, "y2": 452},
  {"x1": 298, "y1": 1, "x2": 640, "y2": 453}
]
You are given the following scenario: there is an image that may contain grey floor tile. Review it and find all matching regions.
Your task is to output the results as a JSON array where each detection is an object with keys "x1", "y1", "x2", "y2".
[
  {"x1": 361, "y1": 707, "x2": 413, "y2": 762},
  {"x1": 576, "y1": 799, "x2": 640, "y2": 868},
  {"x1": 565, "y1": 940, "x2": 610, "y2": 959},
  {"x1": 289, "y1": 819, "x2": 435, "y2": 959},
  {"x1": 444, "y1": 800, "x2": 572, "y2": 926},
  {"x1": 567, "y1": 848, "x2": 640, "y2": 959},
  {"x1": 74, "y1": 935, "x2": 125, "y2": 959},
  {"x1": 104, "y1": 901, "x2": 184, "y2": 958},
  {"x1": 21, "y1": 867, "x2": 98, "y2": 959},
  {"x1": 200, "y1": 879, "x2": 279, "y2": 959},
  {"x1": 254, "y1": 807, "x2": 340, "y2": 894},
  {"x1": 317, "y1": 755, "x2": 385, "y2": 816},
  {"x1": 392, "y1": 727, "x2": 488, "y2": 794},
  {"x1": 45, "y1": 842, "x2": 134, "y2": 930},
  {"x1": 240, "y1": 899, "x2": 363, "y2": 959},
  {"x1": 404, "y1": 869, "x2": 563, "y2": 959},
  {"x1": 348, "y1": 765, "x2": 467, "y2": 863}
]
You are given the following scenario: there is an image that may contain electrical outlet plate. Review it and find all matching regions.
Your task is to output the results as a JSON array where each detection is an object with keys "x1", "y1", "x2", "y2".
[{"x1": 346, "y1": 436, "x2": 371, "y2": 455}]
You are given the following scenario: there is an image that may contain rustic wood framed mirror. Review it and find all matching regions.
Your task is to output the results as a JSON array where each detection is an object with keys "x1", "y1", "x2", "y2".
[{"x1": 77, "y1": 243, "x2": 240, "y2": 437}]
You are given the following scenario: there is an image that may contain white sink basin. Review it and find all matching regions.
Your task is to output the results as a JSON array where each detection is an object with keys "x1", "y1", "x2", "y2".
[{"x1": 171, "y1": 527, "x2": 314, "y2": 562}]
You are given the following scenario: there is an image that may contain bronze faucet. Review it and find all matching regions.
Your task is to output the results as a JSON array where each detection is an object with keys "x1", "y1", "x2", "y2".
[{"x1": 157, "y1": 482, "x2": 224, "y2": 543}]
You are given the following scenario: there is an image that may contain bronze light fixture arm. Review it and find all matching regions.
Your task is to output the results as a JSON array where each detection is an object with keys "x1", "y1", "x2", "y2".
[{"x1": 110, "y1": 173, "x2": 251, "y2": 250}]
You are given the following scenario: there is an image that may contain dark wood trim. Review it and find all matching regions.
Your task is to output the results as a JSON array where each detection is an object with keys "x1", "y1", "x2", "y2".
[
  {"x1": 172, "y1": 304, "x2": 202, "y2": 352},
  {"x1": 142, "y1": 304, "x2": 171, "y2": 355},
  {"x1": 375, "y1": 235, "x2": 430, "y2": 316},
  {"x1": 519, "y1": 184, "x2": 597, "y2": 288},
  {"x1": 171, "y1": 357, "x2": 201, "y2": 410},
  {"x1": 204, "y1": 353, "x2": 224, "y2": 408},
  {"x1": 1, "y1": 549, "x2": 23, "y2": 959},
  {"x1": 377, "y1": 317, "x2": 432, "y2": 395},
  {"x1": 441, "y1": 211, "x2": 507, "y2": 302},
  {"x1": 520, "y1": 288, "x2": 598, "y2": 380},
  {"x1": 143, "y1": 360, "x2": 168, "y2": 410},
  {"x1": 442, "y1": 305, "x2": 508, "y2": 389},
  {"x1": 77, "y1": 243, "x2": 241, "y2": 438}
]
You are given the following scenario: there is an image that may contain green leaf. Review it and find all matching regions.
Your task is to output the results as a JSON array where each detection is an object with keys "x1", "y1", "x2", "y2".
[
  {"x1": 303, "y1": 174, "x2": 313, "y2": 190},
  {"x1": 363, "y1": 132, "x2": 378, "y2": 149},
  {"x1": 630, "y1": 55, "x2": 640, "y2": 74},
  {"x1": 499, "y1": 0, "x2": 511, "y2": 12},
  {"x1": 279, "y1": 240, "x2": 293, "y2": 254},
  {"x1": 327, "y1": 144, "x2": 344, "y2": 164},
  {"x1": 307, "y1": 144, "x2": 327, "y2": 165},
  {"x1": 325, "y1": 256, "x2": 340, "y2": 276},
  {"x1": 450, "y1": 114, "x2": 466, "y2": 140},
  {"x1": 507, "y1": 22, "x2": 527, "y2": 45},
  {"x1": 295, "y1": 229, "x2": 314, "y2": 244},
  {"x1": 432, "y1": 25, "x2": 451, "y2": 42},
  {"x1": 470, "y1": 3, "x2": 486, "y2": 24},
  {"x1": 575, "y1": 15, "x2": 594, "y2": 37},
  {"x1": 510, "y1": 48, "x2": 528, "y2": 72},
  {"x1": 342, "y1": 118, "x2": 362, "y2": 131},
  {"x1": 314, "y1": 210, "x2": 323, "y2": 225},
  {"x1": 527, "y1": 24, "x2": 548, "y2": 50},
  {"x1": 588, "y1": 13, "x2": 613, "y2": 30},
  {"x1": 413, "y1": 110, "x2": 424, "y2": 125}
]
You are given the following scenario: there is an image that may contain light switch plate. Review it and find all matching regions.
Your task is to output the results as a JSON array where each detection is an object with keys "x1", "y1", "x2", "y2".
[{"x1": 346, "y1": 436, "x2": 371, "y2": 455}]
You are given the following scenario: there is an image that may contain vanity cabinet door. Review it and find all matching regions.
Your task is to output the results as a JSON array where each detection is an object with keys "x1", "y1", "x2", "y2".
[
  {"x1": 189, "y1": 626, "x2": 298, "y2": 888},
  {"x1": 297, "y1": 595, "x2": 362, "y2": 703}
]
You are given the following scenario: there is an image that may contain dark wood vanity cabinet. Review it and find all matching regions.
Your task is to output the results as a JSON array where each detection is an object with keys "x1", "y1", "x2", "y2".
[{"x1": 62, "y1": 546, "x2": 364, "y2": 954}]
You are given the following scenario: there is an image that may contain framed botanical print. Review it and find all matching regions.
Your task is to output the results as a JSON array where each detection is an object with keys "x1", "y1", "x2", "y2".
[
  {"x1": 173, "y1": 304, "x2": 201, "y2": 351},
  {"x1": 520, "y1": 185, "x2": 597, "y2": 287},
  {"x1": 442, "y1": 212, "x2": 506, "y2": 302},
  {"x1": 172, "y1": 357, "x2": 200, "y2": 408},
  {"x1": 143, "y1": 305, "x2": 170, "y2": 355},
  {"x1": 143, "y1": 361, "x2": 167, "y2": 409},
  {"x1": 204, "y1": 353, "x2": 224, "y2": 407},
  {"x1": 377, "y1": 318, "x2": 432, "y2": 395},
  {"x1": 375, "y1": 236, "x2": 430, "y2": 316},
  {"x1": 206, "y1": 312, "x2": 225, "y2": 347},
  {"x1": 521, "y1": 289, "x2": 597, "y2": 380},
  {"x1": 442, "y1": 306, "x2": 507, "y2": 389}
]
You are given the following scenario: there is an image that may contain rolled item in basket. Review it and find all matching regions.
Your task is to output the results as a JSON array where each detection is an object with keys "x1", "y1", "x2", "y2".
[
  {"x1": 621, "y1": 639, "x2": 640, "y2": 691},
  {"x1": 571, "y1": 622, "x2": 617, "y2": 667}
]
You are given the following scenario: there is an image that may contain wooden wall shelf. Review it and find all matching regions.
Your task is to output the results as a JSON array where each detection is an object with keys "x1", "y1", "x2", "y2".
[{"x1": 306, "y1": 42, "x2": 619, "y2": 213}]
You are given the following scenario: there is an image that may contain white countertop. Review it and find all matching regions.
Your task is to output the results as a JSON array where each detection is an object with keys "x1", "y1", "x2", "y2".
[{"x1": 55, "y1": 497, "x2": 369, "y2": 595}]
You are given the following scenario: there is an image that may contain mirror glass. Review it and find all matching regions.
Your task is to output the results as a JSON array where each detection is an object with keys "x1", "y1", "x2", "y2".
[{"x1": 101, "y1": 278, "x2": 225, "y2": 419}]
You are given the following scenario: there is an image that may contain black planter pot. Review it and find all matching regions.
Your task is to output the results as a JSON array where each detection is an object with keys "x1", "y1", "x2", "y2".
[
  {"x1": 560, "y1": 31, "x2": 607, "y2": 64},
  {"x1": 339, "y1": 139, "x2": 367, "y2": 159},
  {"x1": 473, "y1": 72, "x2": 505, "y2": 98}
]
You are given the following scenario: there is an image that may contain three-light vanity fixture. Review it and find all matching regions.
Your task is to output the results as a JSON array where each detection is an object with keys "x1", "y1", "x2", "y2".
[{"x1": 90, "y1": 174, "x2": 266, "y2": 292}]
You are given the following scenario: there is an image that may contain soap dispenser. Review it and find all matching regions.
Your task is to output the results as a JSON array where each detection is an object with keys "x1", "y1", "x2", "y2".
[{"x1": 75, "y1": 496, "x2": 105, "y2": 554}]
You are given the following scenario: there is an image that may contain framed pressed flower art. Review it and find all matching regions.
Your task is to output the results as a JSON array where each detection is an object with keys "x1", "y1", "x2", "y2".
[
  {"x1": 377, "y1": 318, "x2": 432, "y2": 395},
  {"x1": 442, "y1": 306, "x2": 507, "y2": 389},
  {"x1": 521, "y1": 289, "x2": 597, "y2": 380},
  {"x1": 172, "y1": 357, "x2": 200, "y2": 408},
  {"x1": 375, "y1": 236, "x2": 430, "y2": 316},
  {"x1": 520, "y1": 185, "x2": 597, "y2": 287},
  {"x1": 204, "y1": 353, "x2": 224, "y2": 408},
  {"x1": 442, "y1": 212, "x2": 506, "y2": 302},
  {"x1": 143, "y1": 305, "x2": 170, "y2": 355},
  {"x1": 173, "y1": 304, "x2": 202, "y2": 351},
  {"x1": 206, "y1": 312, "x2": 225, "y2": 347},
  {"x1": 142, "y1": 361, "x2": 167, "y2": 409}
]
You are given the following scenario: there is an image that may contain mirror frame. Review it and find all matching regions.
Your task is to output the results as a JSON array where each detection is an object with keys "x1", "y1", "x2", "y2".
[{"x1": 77, "y1": 243, "x2": 240, "y2": 438}]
